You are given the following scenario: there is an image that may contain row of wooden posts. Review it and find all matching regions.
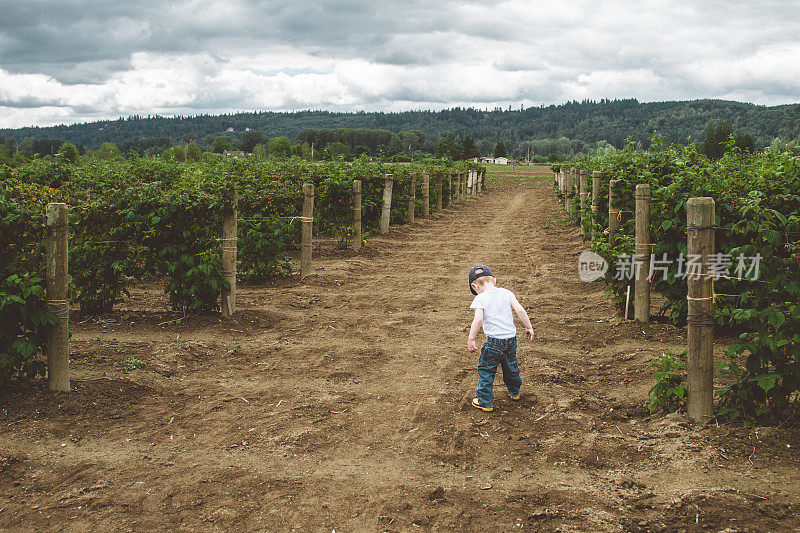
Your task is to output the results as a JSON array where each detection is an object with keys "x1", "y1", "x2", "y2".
[
  {"x1": 555, "y1": 168, "x2": 716, "y2": 425},
  {"x1": 41, "y1": 169, "x2": 486, "y2": 392}
]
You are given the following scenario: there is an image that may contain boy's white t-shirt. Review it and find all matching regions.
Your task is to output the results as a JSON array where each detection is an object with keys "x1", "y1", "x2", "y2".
[{"x1": 470, "y1": 287, "x2": 517, "y2": 339}]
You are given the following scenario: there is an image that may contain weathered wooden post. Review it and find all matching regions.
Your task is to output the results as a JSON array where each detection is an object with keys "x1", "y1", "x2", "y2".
[
  {"x1": 687, "y1": 197, "x2": 715, "y2": 424},
  {"x1": 579, "y1": 170, "x2": 588, "y2": 238},
  {"x1": 635, "y1": 184, "x2": 651, "y2": 322},
  {"x1": 408, "y1": 173, "x2": 416, "y2": 223},
  {"x1": 436, "y1": 171, "x2": 443, "y2": 211},
  {"x1": 380, "y1": 174, "x2": 393, "y2": 234},
  {"x1": 564, "y1": 170, "x2": 572, "y2": 213},
  {"x1": 45, "y1": 203, "x2": 69, "y2": 391},
  {"x1": 574, "y1": 169, "x2": 580, "y2": 196},
  {"x1": 352, "y1": 180, "x2": 362, "y2": 252},
  {"x1": 221, "y1": 190, "x2": 237, "y2": 317},
  {"x1": 422, "y1": 171, "x2": 430, "y2": 217},
  {"x1": 446, "y1": 171, "x2": 453, "y2": 207},
  {"x1": 301, "y1": 183, "x2": 314, "y2": 278},
  {"x1": 608, "y1": 179, "x2": 619, "y2": 247},
  {"x1": 591, "y1": 171, "x2": 601, "y2": 239},
  {"x1": 477, "y1": 170, "x2": 483, "y2": 193}
]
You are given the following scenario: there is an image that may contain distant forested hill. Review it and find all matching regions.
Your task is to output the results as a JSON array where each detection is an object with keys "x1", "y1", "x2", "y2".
[{"x1": 2, "y1": 98, "x2": 799, "y2": 154}]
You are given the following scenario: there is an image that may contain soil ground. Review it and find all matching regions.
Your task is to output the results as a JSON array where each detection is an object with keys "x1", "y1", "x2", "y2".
[{"x1": 2, "y1": 165, "x2": 799, "y2": 532}]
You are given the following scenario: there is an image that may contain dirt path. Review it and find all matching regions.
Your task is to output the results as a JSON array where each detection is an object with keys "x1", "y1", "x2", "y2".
[{"x1": 2, "y1": 166, "x2": 799, "y2": 532}]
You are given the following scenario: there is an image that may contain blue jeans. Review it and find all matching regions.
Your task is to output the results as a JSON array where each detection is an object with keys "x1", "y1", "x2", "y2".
[{"x1": 476, "y1": 336, "x2": 522, "y2": 407}]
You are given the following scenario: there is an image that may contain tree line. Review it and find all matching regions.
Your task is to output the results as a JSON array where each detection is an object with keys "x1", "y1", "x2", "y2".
[{"x1": 2, "y1": 98, "x2": 800, "y2": 164}]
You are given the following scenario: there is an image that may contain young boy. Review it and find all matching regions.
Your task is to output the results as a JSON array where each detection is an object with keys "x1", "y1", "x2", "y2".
[{"x1": 467, "y1": 264, "x2": 534, "y2": 412}]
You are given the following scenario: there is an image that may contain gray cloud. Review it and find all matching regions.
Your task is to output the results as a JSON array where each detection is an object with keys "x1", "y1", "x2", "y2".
[{"x1": 1, "y1": 0, "x2": 799, "y2": 128}]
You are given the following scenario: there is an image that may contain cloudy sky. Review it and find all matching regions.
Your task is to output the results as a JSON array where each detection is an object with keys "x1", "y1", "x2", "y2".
[{"x1": 1, "y1": 0, "x2": 799, "y2": 129}]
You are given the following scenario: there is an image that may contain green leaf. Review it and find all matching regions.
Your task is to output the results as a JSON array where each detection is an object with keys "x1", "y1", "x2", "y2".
[
  {"x1": 767, "y1": 308, "x2": 785, "y2": 330},
  {"x1": 12, "y1": 338, "x2": 35, "y2": 359},
  {"x1": 752, "y1": 373, "x2": 781, "y2": 393}
]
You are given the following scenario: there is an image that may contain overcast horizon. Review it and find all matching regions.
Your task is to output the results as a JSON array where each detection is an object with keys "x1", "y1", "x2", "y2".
[{"x1": 1, "y1": 0, "x2": 799, "y2": 130}]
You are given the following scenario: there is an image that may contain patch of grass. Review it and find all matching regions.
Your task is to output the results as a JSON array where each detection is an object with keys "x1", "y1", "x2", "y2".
[{"x1": 117, "y1": 357, "x2": 146, "y2": 373}]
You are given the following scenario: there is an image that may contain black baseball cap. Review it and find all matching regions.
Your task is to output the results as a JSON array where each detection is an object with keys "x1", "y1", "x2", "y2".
[{"x1": 468, "y1": 264, "x2": 493, "y2": 295}]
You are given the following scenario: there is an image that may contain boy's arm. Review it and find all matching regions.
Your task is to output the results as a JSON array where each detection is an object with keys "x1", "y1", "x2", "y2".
[
  {"x1": 468, "y1": 308, "x2": 483, "y2": 352},
  {"x1": 511, "y1": 298, "x2": 535, "y2": 342}
]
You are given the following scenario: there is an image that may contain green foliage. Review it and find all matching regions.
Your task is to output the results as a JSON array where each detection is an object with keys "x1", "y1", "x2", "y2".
[
  {"x1": 1, "y1": 183, "x2": 54, "y2": 384},
  {"x1": 211, "y1": 136, "x2": 232, "y2": 153},
  {"x1": 648, "y1": 351, "x2": 687, "y2": 413},
  {"x1": 252, "y1": 144, "x2": 268, "y2": 160},
  {"x1": 170, "y1": 145, "x2": 186, "y2": 162},
  {"x1": 186, "y1": 142, "x2": 202, "y2": 161},
  {"x1": 436, "y1": 133, "x2": 462, "y2": 160},
  {"x1": 324, "y1": 141, "x2": 349, "y2": 160},
  {"x1": 576, "y1": 137, "x2": 800, "y2": 420},
  {"x1": 58, "y1": 142, "x2": 79, "y2": 164},
  {"x1": 5, "y1": 100, "x2": 800, "y2": 162},
  {"x1": 267, "y1": 136, "x2": 292, "y2": 158},
  {"x1": 461, "y1": 135, "x2": 479, "y2": 160},
  {"x1": 297, "y1": 128, "x2": 402, "y2": 159},
  {"x1": 241, "y1": 130, "x2": 266, "y2": 153},
  {"x1": 1, "y1": 154, "x2": 480, "y2": 386},
  {"x1": 118, "y1": 356, "x2": 146, "y2": 373},
  {"x1": 493, "y1": 141, "x2": 507, "y2": 158},
  {"x1": 95, "y1": 142, "x2": 121, "y2": 161}
]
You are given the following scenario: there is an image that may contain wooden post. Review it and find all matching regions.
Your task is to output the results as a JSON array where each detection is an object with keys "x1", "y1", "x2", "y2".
[
  {"x1": 221, "y1": 190, "x2": 237, "y2": 317},
  {"x1": 352, "y1": 180, "x2": 362, "y2": 252},
  {"x1": 446, "y1": 171, "x2": 452, "y2": 207},
  {"x1": 635, "y1": 184, "x2": 651, "y2": 323},
  {"x1": 565, "y1": 170, "x2": 572, "y2": 213},
  {"x1": 574, "y1": 170, "x2": 580, "y2": 221},
  {"x1": 45, "y1": 203, "x2": 69, "y2": 391},
  {"x1": 687, "y1": 197, "x2": 715, "y2": 424},
  {"x1": 380, "y1": 174, "x2": 393, "y2": 234},
  {"x1": 436, "y1": 172, "x2": 443, "y2": 211},
  {"x1": 408, "y1": 173, "x2": 416, "y2": 223},
  {"x1": 608, "y1": 179, "x2": 619, "y2": 247},
  {"x1": 591, "y1": 171, "x2": 601, "y2": 239},
  {"x1": 422, "y1": 171, "x2": 430, "y2": 217},
  {"x1": 301, "y1": 183, "x2": 314, "y2": 278},
  {"x1": 579, "y1": 170, "x2": 588, "y2": 238}
]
